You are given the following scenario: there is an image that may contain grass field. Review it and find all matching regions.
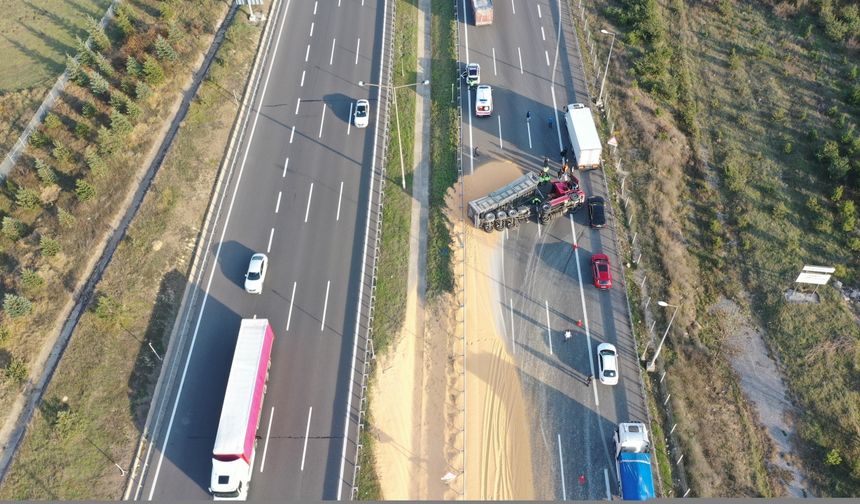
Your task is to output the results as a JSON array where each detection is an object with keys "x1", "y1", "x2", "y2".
[
  {"x1": 583, "y1": 0, "x2": 860, "y2": 496},
  {"x1": 0, "y1": 0, "x2": 112, "y2": 159},
  {"x1": 0, "y1": 2, "x2": 262, "y2": 498}
]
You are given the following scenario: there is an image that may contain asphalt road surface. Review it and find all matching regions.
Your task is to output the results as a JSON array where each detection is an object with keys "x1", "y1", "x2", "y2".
[
  {"x1": 137, "y1": 0, "x2": 388, "y2": 499},
  {"x1": 457, "y1": 0, "x2": 647, "y2": 499}
]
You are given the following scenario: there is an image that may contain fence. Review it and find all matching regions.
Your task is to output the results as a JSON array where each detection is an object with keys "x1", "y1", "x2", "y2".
[{"x1": 566, "y1": 0, "x2": 691, "y2": 497}]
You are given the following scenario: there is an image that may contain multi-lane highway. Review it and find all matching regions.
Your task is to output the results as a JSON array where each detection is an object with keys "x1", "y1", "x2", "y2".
[
  {"x1": 135, "y1": 0, "x2": 389, "y2": 499},
  {"x1": 458, "y1": 0, "x2": 647, "y2": 499}
]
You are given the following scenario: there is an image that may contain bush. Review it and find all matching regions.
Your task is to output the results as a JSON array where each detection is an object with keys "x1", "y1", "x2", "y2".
[
  {"x1": 15, "y1": 187, "x2": 41, "y2": 209},
  {"x1": 52, "y1": 142, "x2": 73, "y2": 164},
  {"x1": 29, "y1": 130, "x2": 51, "y2": 149},
  {"x1": 74, "y1": 121, "x2": 91, "y2": 140},
  {"x1": 35, "y1": 159, "x2": 57, "y2": 185},
  {"x1": 818, "y1": 140, "x2": 851, "y2": 179},
  {"x1": 81, "y1": 100, "x2": 97, "y2": 118},
  {"x1": 2, "y1": 216, "x2": 24, "y2": 240},
  {"x1": 142, "y1": 55, "x2": 165, "y2": 86},
  {"x1": 96, "y1": 126, "x2": 122, "y2": 156},
  {"x1": 4, "y1": 356, "x2": 28, "y2": 384},
  {"x1": 94, "y1": 294, "x2": 122, "y2": 322},
  {"x1": 839, "y1": 200, "x2": 857, "y2": 232},
  {"x1": 154, "y1": 35, "x2": 178, "y2": 62},
  {"x1": 784, "y1": 141, "x2": 793, "y2": 154},
  {"x1": 84, "y1": 146, "x2": 108, "y2": 178},
  {"x1": 86, "y1": 15, "x2": 110, "y2": 52},
  {"x1": 849, "y1": 237, "x2": 860, "y2": 252},
  {"x1": 135, "y1": 81, "x2": 152, "y2": 101},
  {"x1": 125, "y1": 100, "x2": 142, "y2": 121},
  {"x1": 832, "y1": 185, "x2": 845, "y2": 202},
  {"x1": 57, "y1": 207, "x2": 76, "y2": 229},
  {"x1": 772, "y1": 201, "x2": 789, "y2": 219},
  {"x1": 826, "y1": 448, "x2": 843, "y2": 467},
  {"x1": 40, "y1": 236, "x2": 61, "y2": 257},
  {"x1": 21, "y1": 268, "x2": 44, "y2": 292},
  {"x1": 849, "y1": 85, "x2": 860, "y2": 106},
  {"x1": 43, "y1": 112, "x2": 62, "y2": 130},
  {"x1": 126, "y1": 56, "x2": 141, "y2": 77},
  {"x1": 3, "y1": 293, "x2": 32, "y2": 318},
  {"x1": 0, "y1": 325, "x2": 9, "y2": 345},
  {"x1": 75, "y1": 179, "x2": 96, "y2": 202},
  {"x1": 159, "y1": 1, "x2": 177, "y2": 22}
]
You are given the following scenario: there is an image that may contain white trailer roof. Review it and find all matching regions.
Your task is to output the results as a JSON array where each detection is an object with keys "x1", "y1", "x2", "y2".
[
  {"x1": 566, "y1": 103, "x2": 602, "y2": 150},
  {"x1": 213, "y1": 319, "x2": 270, "y2": 457}
]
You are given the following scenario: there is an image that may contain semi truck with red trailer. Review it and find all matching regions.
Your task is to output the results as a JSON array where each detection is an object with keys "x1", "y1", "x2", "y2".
[
  {"x1": 209, "y1": 318, "x2": 275, "y2": 500},
  {"x1": 471, "y1": 0, "x2": 493, "y2": 25},
  {"x1": 467, "y1": 171, "x2": 585, "y2": 232}
]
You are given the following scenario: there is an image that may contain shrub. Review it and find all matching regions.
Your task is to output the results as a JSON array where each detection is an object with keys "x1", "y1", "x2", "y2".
[
  {"x1": 40, "y1": 236, "x2": 61, "y2": 257},
  {"x1": 29, "y1": 130, "x2": 51, "y2": 149},
  {"x1": 81, "y1": 100, "x2": 97, "y2": 118},
  {"x1": 74, "y1": 121, "x2": 91, "y2": 139},
  {"x1": 52, "y1": 142, "x2": 73, "y2": 164},
  {"x1": 88, "y1": 70, "x2": 110, "y2": 96},
  {"x1": 43, "y1": 112, "x2": 62, "y2": 130},
  {"x1": 21, "y1": 269, "x2": 44, "y2": 291},
  {"x1": 126, "y1": 56, "x2": 141, "y2": 77},
  {"x1": 826, "y1": 448, "x2": 843, "y2": 467},
  {"x1": 125, "y1": 100, "x2": 142, "y2": 121},
  {"x1": 3, "y1": 294, "x2": 32, "y2": 318},
  {"x1": 57, "y1": 207, "x2": 76, "y2": 229},
  {"x1": 772, "y1": 201, "x2": 789, "y2": 219},
  {"x1": 783, "y1": 141, "x2": 793, "y2": 154},
  {"x1": 86, "y1": 15, "x2": 110, "y2": 52},
  {"x1": 94, "y1": 294, "x2": 123, "y2": 322},
  {"x1": 849, "y1": 84, "x2": 860, "y2": 106},
  {"x1": 142, "y1": 55, "x2": 165, "y2": 86},
  {"x1": 135, "y1": 80, "x2": 152, "y2": 102},
  {"x1": 84, "y1": 146, "x2": 108, "y2": 178},
  {"x1": 159, "y1": 1, "x2": 177, "y2": 22},
  {"x1": 96, "y1": 126, "x2": 122, "y2": 156},
  {"x1": 110, "y1": 109, "x2": 133, "y2": 137},
  {"x1": 832, "y1": 185, "x2": 845, "y2": 202},
  {"x1": 15, "y1": 187, "x2": 41, "y2": 209},
  {"x1": 839, "y1": 200, "x2": 857, "y2": 232},
  {"x1": 849, "y1": 237, "x2": 860, "y2": 252},
  {"x1": 0, "y1": 325, "x2": 9, "y2": 345},
  {"x1": 4, "y1": 356, "x2": 27, "y2": 384},
  {"x1": 35, "y1": 159, "x2": 57, "y2": 185},
  {"x1": 2, "y1": 216, "x2": 24, "y2": 240},
  {"x1": 75, "y1": 179, "x2": 96, "y2": 202},
  {"x1": 818, "y1": 140, "x2": 851, "y2": 179},
  {"x1": 154, "y1": 35, "x2": 178, "y2": 62}
]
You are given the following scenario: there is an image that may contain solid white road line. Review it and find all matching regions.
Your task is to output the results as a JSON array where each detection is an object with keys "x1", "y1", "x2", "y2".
[
  {"x1": 289, "y1": 125, "x2": 296, "y2": 143},
  {"x1": 517, "y1": 47, "x2": 524, "y2": 74},
  {"x1": 147, "y1": 0, "x2": 294, "y2": 498},
  {"x1": 309, "y1": 21, "x2": 314, "y2": 37},
  {"x1": 347, "y1": 102, "x2": 353, "y2": 135},
  {"x1": 537, "y1": 4, "x2": 542, "y2": 17},
  {"x1": 305, "y1": 43, "x2": 310, "y2": 62},
  {"x1": 318, "y1": 103, "x2": 326, "y2": 138},
  {"x1": 275, "y1": 191, "x2": 282, "y2": 213},
  {"x1": 497, "y1": 115, "x2": 503, "y2": 150},
  {"x1": 545, "y1": 50, "x2": 550, "y2": 66},
  {"x1": 510, "y1": 298, "x2": 516, "y2": 355},
  {"x1": 550, "y1": 84, "x2": 564, "y2": 150},
  {"x1": 286, "y1": 281, "x2": 297, "y2": 331},
  {"x1": 259, "y1": 407, "x2": 275, "y2": 472},
  {"x1": 267, "y1": 227, "x2": 274, "y2": 253},
  {"x1": 301, "y1": 407, "x2": 313, "y2": 471},
  {"x1": 300, "y1": 70, "x2": 306, "y2": 87},
  {"x1": 304, "y1": 183, "x2": 314, "y2": 222},
  {"x1": 604, "y1": 468, "x2": 611, "y2": 500},
  {"x1": 545, "y1": 299, "x2": 553, "y2": 355},
  {"x1": 557, "y1": 434, "x2": 567, "y2": 500},
  {"x1": 321, "y1": 280, "x2": 331, "y2": 331},
  {"x1": 570, "y1": 214, "x2": 598, "y2": 405},
  {"x1": 283, "y1": 157, "x2": 289, "y2": 177},
  {"x1": 329, "y1": 38, "x2": 336, "y2": 65},
  {"x1": 492, "y1": 47, "x2": 497, "y2": 75},
  {"x1": 527, "y1": 121, "x2": 533, "y2": 148},
  {"x1": 511, "y1": 0, "x2": 516, "y2": 14},
  {"x1": 355, "y1": 38, "x2": 361, "y2": 65},
  {"x1": 336, "y1": 181, "x2": 344, "y2": 221},
  {"x1": 295, "y1": 97, "x2": 301, "y2": 115},
  {"x1": 541, "y1": 26, "x2": 546, "y2": 41}
]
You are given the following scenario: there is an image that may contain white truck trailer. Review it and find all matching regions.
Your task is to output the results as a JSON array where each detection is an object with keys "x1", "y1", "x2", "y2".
[
  {"x1": 209, "y1": 319, "x2": 275, "y2": 500},
  {"x1": 564, "y1": 103, "x2": 602, "y2": 169},
  {"x1": 471, "y1": 0, "x2": 493, "y2": 25}
]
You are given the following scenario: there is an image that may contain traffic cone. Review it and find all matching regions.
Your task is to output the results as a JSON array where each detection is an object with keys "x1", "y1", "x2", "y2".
[
  {"x1": 579, "y1": 474, "x2": 586, "y2": 485},
  {"x1": 572, "y1": 243, "x2": 578, "y2": 250},
  {"x1": 576, "y1": 319, "x2": 583, "y2": 328}
]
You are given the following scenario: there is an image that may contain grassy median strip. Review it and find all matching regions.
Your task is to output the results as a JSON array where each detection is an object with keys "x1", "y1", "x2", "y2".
[
  {"x1": 355, "y1": 0, "x2": 419, "y2": 499},
  {"x1": 0, "y1": 8, "x2": 264, "y2": 499}
]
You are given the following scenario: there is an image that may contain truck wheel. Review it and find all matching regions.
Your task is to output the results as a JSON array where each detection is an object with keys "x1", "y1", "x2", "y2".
[
  {"x1": 494, "y1": 220, "x2": 505, "y2": 231},
  {"x1": 540, "y1": 214, "x2": 551, "y2": 224},
  {"x1": 482, "y1": 222, "x2": 493, "y2": 232}
]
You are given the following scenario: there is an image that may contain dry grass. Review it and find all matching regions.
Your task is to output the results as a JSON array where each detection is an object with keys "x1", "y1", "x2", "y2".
[{"x1": 0, "y1": 6, "x2": 264, "y2": 498}]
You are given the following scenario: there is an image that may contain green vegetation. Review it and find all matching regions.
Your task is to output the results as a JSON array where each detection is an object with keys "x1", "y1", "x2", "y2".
[
  {"x1": 0, "y1": 0, "x2": 264, "y2": 498},
  {"x1": 592, "y1": 0, "x2": 860, "y2": 496}
]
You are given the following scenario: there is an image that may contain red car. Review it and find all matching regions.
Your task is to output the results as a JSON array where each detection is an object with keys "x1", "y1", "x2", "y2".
[{"x1": 591, "y1": 253, "x2": 612, "y2": 289}]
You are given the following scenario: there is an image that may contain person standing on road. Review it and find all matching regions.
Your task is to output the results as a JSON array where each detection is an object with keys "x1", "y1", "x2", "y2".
[
  {"x1": 564, "y1": 330, "x2": 573, "y2": 343},
  {"x1": 585, "y1": 375, "x2": 593, "y2": 387},
  {"x1": 474, "y1": 146, "x2": 480, "y2": 157}
]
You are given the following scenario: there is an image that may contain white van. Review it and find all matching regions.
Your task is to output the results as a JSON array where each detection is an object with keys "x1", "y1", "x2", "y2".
[{"x1": 475, "y1": 85, "x2": 492, "y2": 117}]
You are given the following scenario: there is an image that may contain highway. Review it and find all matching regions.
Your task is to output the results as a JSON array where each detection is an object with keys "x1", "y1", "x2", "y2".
[
  {"x1": 458, "y1": 0, "x2": 647, "y2": 499},
  {"x1": 135, "y1": 0, "x2": 388, "y2": 499}
]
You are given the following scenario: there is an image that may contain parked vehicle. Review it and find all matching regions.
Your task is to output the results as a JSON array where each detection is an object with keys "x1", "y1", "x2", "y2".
[
  {"x1": 614, "y1": 422, "x2": 656, "y2": 500},
  {"x1": 471, "y1": 0, "x2": 493, "y2": 25},
  {"x1": 465, "y1": 63, "x2": 480, "y2": 87},
  {"x1": 597, "y1": 342, "x2": 619, "y2": 385},
  {"x1": 588, "y1": 196, "x2": 606, "y2": 228},
  {"x1": 591, "y1": 253, "x2": 612, "y2": 289},
  {"x1": 475, "y1": 84, "x2": 493, "y2": 117},
  {"x1": 354, "y1": 99, "x2": 370, "y2": 128},
  {"x1": 564, "y1": 103, "x2": 602, "y2": 169},
  {"x1": 210, "y1": 319, "x2": 276, "y2": 500}
]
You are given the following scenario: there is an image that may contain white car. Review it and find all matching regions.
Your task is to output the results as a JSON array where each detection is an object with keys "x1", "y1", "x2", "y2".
[
  {"x1": 597, "y1": 342, "x2": 619, "y2": 385},
  {"x1": 244, "y1": 253, "x2": 268, "y2": 294},
  {"x1": 475, "y1": 84, "x2": 492, "y2": 117},
  {"x1": 354, "y1": 99, "x2": 370, "y2": 128}
]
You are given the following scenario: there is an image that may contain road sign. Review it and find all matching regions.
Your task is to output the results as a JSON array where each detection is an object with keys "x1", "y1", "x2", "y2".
[{"x1": 795, "y1": 265, "x2": 835, "y2": 285}]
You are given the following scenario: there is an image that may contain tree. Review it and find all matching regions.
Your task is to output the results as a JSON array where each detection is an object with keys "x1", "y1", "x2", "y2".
[
  {"x1": 86, "y1": 15, "x2": 110, "y2": 52},
  {"x1": 838, "y1": 200, "x2": 856, "y2": 232},
  {"x1": 40, "y1": 235, "x2": 61, "y2": 257},
  {"x1": 35, "y1": 159, "x2": 57, "y2": 185},
  {"x1": 4, "y1": 356, "x2": 28, "y2": 384},
  {"x1": 115, "y1": 5, "x2": 135, "y2": 38},
  {"x1": 142, "y1": 55, "x2": 165, "y2": 86},
  {"x1": 110, "y1": 109, "x2": 133, "y2": 137},
  {"x1": 154, "y1": 35, "x2": 178, "y2": 62},
  {"x1": 825, "y1": 448, "x2": 843, "y2": 466},
  {"x1": 2, "y1": 216, "x2": 24, "y2": 240},
  {"x1": 43, "y1": 112, "x2": 61, "y2": 130},
  {"x1": 66, "y1": 54, "x2": 84, "y2": 85},
  {"x1": 84, "y1": 146, "x2": 108, "y2": 178},
  {"x1": 57, "y1": 207, "x2": 76, "y2": 229},
  {"x1": 135, "y1": 81, "x2": 152, "y2": 101},
  {"x1": 21, "y1": 269, "x2": 44, "y2": 292},
  {"x1": 88, "y1": 70, "x2": 110, "y2": 96},
  {"x1": 93, "y1": 51, "x2": 115, "y2": 78},
  {"x1": 75, "y1": 179, "x2": 96, "y2": 202},
  {"x1": 15, "y1": 187, "x2": 41, "y2": 209},
  {"x1": 3, "y1": 293, "x2": 32, "y2": 318},
  {"x1": 126, "y1": 55, "x2": 141, "y2": 77},
  {"x1": 96, "y1": 125, "x2": 122, "y2": 156}
]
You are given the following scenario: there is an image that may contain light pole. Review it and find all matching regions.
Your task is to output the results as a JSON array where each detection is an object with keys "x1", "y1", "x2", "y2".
[
  {"x1": 597, "y1": 29, "x2": 616, "y2": 109},
  {"x1": 358, "y1": 79, "x2": 430, "y2": 190},
  {"x1": 647, "y1": 300, "x2": 679, "y2": 372}
]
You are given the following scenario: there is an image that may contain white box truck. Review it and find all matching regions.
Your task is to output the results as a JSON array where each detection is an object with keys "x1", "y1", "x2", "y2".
[
  {"x1": 209, "y1": 319, "x2": 275, "y2": 500},
  {"x1": 564, "y1": 103, "x2": 602, "y2": 169}
]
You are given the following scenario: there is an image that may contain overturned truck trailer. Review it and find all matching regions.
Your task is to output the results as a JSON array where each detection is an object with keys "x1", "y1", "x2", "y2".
[{"x1": 467, "y1": 172, "x2": 585, "y2": 232}]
